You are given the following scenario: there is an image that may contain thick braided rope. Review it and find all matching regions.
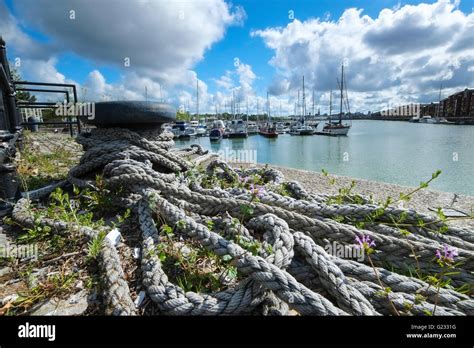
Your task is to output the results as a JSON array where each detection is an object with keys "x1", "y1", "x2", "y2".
[
  {"x1": 12, "y1": 127, "x2": 472, "y2": 316},
  {"x1": 141, "y1": 190, "x2": 347, "y2": 315},
  {"x1": 102, "y1": 168, "x2": 473, "y2": 285}
]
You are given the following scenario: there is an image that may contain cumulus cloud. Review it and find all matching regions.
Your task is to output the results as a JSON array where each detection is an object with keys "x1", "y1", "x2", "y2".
[
  {"x1": 252, "y1": 0, "x2": 474, "y2": 112},
  {"x1": 13, "y1": 0, "x2": 245, "y2": 86},
  {"x1": 1, "y1": 0, "x2": 246, "y2": 112}
]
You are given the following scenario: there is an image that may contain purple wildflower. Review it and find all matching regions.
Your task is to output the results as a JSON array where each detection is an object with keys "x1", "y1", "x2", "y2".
[
  {"x1": 240, "y1": 176, "x2": 250, "y2": 184},
  {"x1": 355, "y1": 234, "x2": 376, "y2": 250},
  {"x1": 435, "y1": 245, "x2": 458, "y2": 264},
  {"x1": 250, "y1": 184, "x2": 265, "y2": 198}
]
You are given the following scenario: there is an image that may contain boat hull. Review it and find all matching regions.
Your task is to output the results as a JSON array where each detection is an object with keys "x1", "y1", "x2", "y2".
[
  {"x1": 259, "y1": 131, "x2": 278, "y2": 138},
  {"x1": 319, "y1": 124, "x2": 350, "y2": 136},
  {"x1": 227, "y1": 132, "x2": 248, "y2": 138},
  {"x1": 290, "y1": 130, "x2": 313, "y2": 136}
]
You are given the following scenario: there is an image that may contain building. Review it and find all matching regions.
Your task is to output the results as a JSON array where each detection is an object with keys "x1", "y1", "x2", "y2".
[
  {"x1": 440, "y1": 88, "x2": 474, "y2": 119},
  {"x1": 420, "y1": 103, "x2": 439, "y2": 117}
]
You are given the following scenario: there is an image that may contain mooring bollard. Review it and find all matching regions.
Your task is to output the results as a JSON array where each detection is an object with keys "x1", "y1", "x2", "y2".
[{"x1": 86, "y1": 101, "x2": 176, "y2": 129}]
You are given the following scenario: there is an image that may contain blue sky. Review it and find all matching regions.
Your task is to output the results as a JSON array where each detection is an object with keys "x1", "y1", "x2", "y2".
[{"x1": 1, "y1": 0, "x2": 473, "y2": 113}]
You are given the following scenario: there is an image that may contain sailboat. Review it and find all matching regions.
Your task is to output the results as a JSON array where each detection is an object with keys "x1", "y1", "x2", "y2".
[
  {"x1": 321, "y1": 64, "x2": 351, "y2": 136},
  {"x1": 226, "y1": 90, "x2": 248, "y2": 138},
  {"x1": 426, "y1": 85, "x2": 455, "y2": 125},
  {"x1": 259, "y1": 92, "x2": 278, "y2": 137},
  {"x1": 290, "y1": 76, "x2": 315, "y2": 135}
]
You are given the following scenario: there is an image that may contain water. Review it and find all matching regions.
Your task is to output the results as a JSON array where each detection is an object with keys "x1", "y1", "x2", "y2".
[{"x1": 175, "y1": 120, "x2": 474, "y2": 195}]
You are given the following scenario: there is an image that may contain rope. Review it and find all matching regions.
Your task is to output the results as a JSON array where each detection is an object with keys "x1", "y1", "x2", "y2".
[{"x1": 11, "y1": 127, "x2": 473, "y2": 316}]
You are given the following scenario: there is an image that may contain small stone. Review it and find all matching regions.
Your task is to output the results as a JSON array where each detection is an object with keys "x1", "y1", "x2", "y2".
[
  {"x1": 134, "y1": 290, "x2": 146, "y2": 308},
  {"x1": 2, "y1": 294, "x2": 18, "y2": 305},
  {"x1": 0, "y1": 266, "x2": 12, "y2": 278},
  {"x1": 180, "y1": 245, "x2": 192, "y2": 258},
  {"x1": 105, "y1": 228, "x2": 121, "y2": 247},
  {"x1": 75, "y1": 280, "x2": 84, "y2": 289},
  {"x1": 133, "y1": 248, "x2": 141, "y2": 259},
  {"x1": 31, "y1": 290, "x2": 89, "y2": 316}
]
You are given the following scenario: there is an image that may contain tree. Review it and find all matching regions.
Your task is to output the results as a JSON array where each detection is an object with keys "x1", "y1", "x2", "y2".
[
  {"x1": 9, "y1": 63, "x2": 36, "y2": 103},
  {"x1": 176, "y1": 109, "x2": 189, "y2": 121}
]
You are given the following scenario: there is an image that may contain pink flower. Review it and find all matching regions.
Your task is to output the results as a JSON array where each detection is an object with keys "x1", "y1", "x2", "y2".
[
  {"x1": 355, "y1": 234, "x2": 376, "y2": 250},
  {"x1": 435, "y1": 245, "x2": 458, "y2": 264},
  {"x1": 249, "y1": 183, "x2": 265, "y2": 198}
]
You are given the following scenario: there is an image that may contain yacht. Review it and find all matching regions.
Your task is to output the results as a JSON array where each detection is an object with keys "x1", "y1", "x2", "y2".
[
  {"x1": 209, "y1": 120, "x2": 225, "y2": 141},
  {"x1": 259, "y1": 92, "x2": 278, "y2": 138},
  {"x1": 246, "y1": 121, "x2": 259, "y2": 134},
  {"x1": 289, "y1": 122, "x2": 314, "y2": 135},
  {"x1": 196, "y1": 124, "x2": 207, "y2": 136},
  {"x1": 291, "y1": 77, "x2": 315, "y2": 135},
  {"x1": 321, "y1": 65, "x2": 351, "y2": 136},
  {"x1": 209, "y1": 128, "x2": 223, "y2": 142},
  {"x1": 276, "y1": 122, "x2": 289, "y2": 134},
  {"x1": 259, "y1": 123, "x2": 278, "y2": 137},
  {"x1": 419, "y1": 115, "x2": 433, "y2": 123},
  {"x1": 226, "y1": 119, "x2": 248, "y2": 138},
  {"x1": 171, "y1": 121, "x2": 197, "y2": 139}
]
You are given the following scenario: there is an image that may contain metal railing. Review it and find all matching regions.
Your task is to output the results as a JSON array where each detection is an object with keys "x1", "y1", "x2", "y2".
[{"x1": 13, "y1": 81, "x2": 82, "y2": 136}]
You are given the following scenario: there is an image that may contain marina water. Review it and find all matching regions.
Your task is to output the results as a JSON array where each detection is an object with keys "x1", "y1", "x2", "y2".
[{"x1": 175, "y1": 120, "x2": 474, "y2": 195}]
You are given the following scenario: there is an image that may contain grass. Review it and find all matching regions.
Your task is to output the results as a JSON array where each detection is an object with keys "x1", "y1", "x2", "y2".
[
  {"x1": 149, "y1": 222, "x2": 241, "y2": 294},
  {"x1": 15, "y1": 131, "x2": 79, "y2": 191},
  {"x1": 1, "y1": 183, "x2": 131, "y2": 315}
]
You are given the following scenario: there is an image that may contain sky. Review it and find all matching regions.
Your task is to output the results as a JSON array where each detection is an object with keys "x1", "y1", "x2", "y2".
[{"x1": 0, "y1": 0, "x2": 473, "y2": 115}]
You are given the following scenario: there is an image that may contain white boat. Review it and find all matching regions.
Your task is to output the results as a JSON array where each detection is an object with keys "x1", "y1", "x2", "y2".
[
  {"x1": 189, "y1": 120, "x2": 199, "y2": 128},
  {"x1": 196, "y1": 124, "x2": 207, "y2": 136},
  {"x1": 276, "y1": 122, "x2": 289, "y2": 134},
  {"x1": 226, "y1": 119, "x2": 248, "y2": 138},
  {"x1": 409, "y1": 116, "x2": 420, "y2": 123},
  {"x1": 289, "y1": 122, "x2": 314, "y2": 135},
  {"x1": 246, "y1": 121, "x2": 259, "y2": 134},
  {"x1": 171, "y1": 122, "x2": 197, "y2": 139},
  {"x1": 423, "y1": 116, "x2": 455, "y2": 125},
  {"x1": 419, "y1": 115, "x2": 433, "y2": 123},
  {"x1": 213, "y1": 119, "x2": 226, "y2": 130},
  {"x1": 291, "y1": 77, "x2": 315, "y2": 136},
  {"x1": 321, "y1": 123, "x2": 351, "y2": 135}
]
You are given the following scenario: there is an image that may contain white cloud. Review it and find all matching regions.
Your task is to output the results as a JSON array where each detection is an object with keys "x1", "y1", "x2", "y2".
[
  {"x1": 252, "y1": 0, "x2": 474, "y2": 112},
  {"x1": 1, "y1": 0, "x2": 248, "y2": 112},
  {"x1": 13, "y1": 0, "x2": 245, "y2": 86}
]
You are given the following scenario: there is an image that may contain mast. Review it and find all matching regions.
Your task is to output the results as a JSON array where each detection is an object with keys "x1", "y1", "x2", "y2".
[
  {"x1": 297, "y1": 89, "x2": 300, "y2": 117},
  {"x1": 246, "y1": 97, "x2": 249, "y2": 123},
  {"x1": 302, "y1": 76, "x2": 306, "y2": 124},
  {"x1": 256, "y1": 97, "x2": 259, "y2": 124},
  {"x1": 196, "y1": 79, "x2": 199, "y2": 121},
  {"x1": 339, "y1": 64, "x2": 344, "y2": 124},
  {"x1": 312, "y1": 89, "x2": 315, "y2": 116},
  {"x1": 267, "y1": 91, "x2": 270, "y2": 121},
  {"x1": 437, "y1": 84, "x2": 442, "y2": 120},
  {"x1": 329, "y1": 90, "x2": 332, "y2": 121},
  {"x1": 232, "y1": 89, "x2": 236, "y2": 120}
]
